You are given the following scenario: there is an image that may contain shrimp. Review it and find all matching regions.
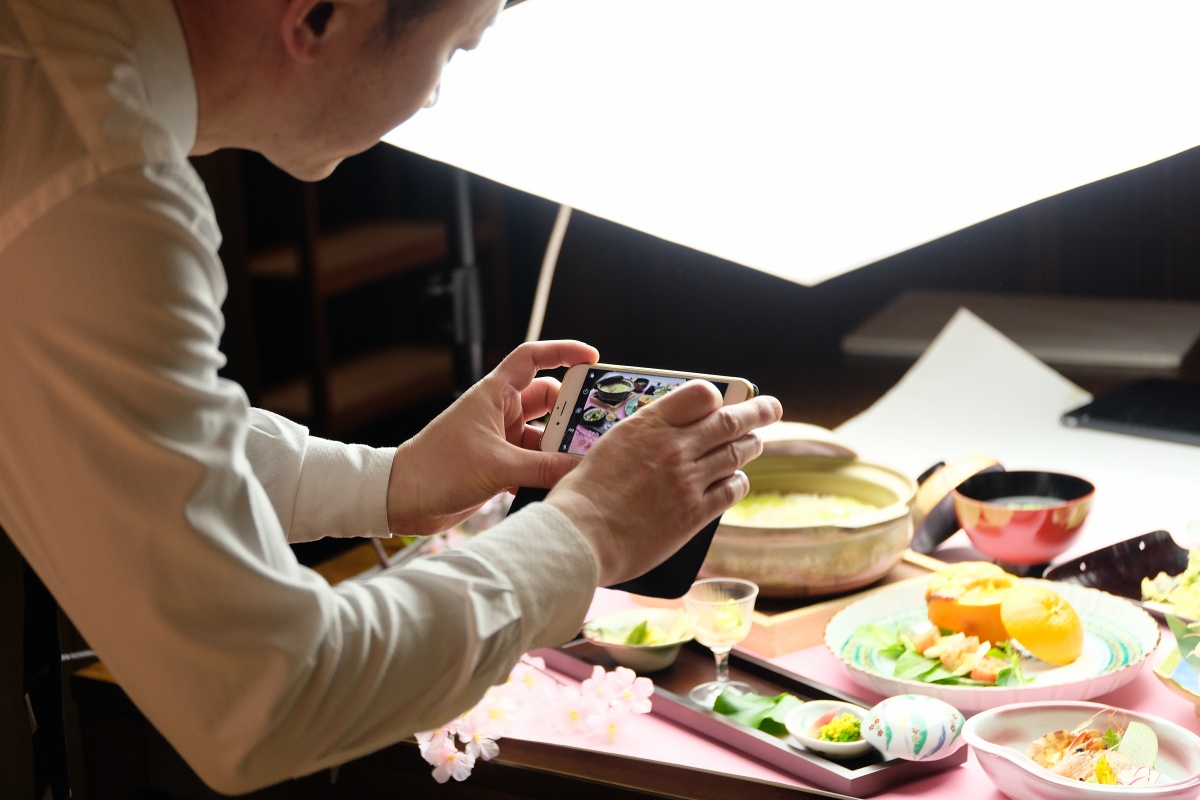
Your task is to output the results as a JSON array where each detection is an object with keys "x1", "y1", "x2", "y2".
[
  {"x1": 1026, "y1": 709, "x2": 1126, "y2": 768},
  {"x1": 1026, "y1": 728, "x2": 1107, "y2": 768}
]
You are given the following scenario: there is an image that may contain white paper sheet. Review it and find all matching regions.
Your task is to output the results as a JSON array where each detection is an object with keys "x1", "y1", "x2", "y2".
[{"x1": 835, "y1": 309, "x2": 1200, "y2": 561}]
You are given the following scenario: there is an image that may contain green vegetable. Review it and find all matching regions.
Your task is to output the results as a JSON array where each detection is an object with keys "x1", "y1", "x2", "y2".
[
  {"x1": 712, "y1": 690, "x2": 802, "y2": 736},
  {"x1": 624, "y1": 620, "x2": 650, "y2": 645}
]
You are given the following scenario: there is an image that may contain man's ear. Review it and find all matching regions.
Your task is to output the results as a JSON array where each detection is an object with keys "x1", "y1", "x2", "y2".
[{"x1": 282, "y1": 0, "x2": 339, "y2": 62}]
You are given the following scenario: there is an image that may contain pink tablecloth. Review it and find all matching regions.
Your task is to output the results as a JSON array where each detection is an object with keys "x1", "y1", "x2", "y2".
[{"x1": 505, "y1": 588, "x2": 1197, "y2": 798}]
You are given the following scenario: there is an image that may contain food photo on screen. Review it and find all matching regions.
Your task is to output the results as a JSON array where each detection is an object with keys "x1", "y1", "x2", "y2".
[{"x1": 559, "y1": 369, "x2": 728, "y2": 456}]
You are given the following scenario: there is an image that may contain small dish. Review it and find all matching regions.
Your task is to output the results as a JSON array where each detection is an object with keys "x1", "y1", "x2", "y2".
[
  {"x1": 963, "y1": 701, "x2": 1200, "y2": 800},
  {"x1": 580, "y1": 406, "x2": 608, "y2": 427},
  {"x1": 581, "y1": 608, "x2": 693, "y2": 673},
  {"x1": 784, "y1": 700, "x2": 872, "y2": 759}
]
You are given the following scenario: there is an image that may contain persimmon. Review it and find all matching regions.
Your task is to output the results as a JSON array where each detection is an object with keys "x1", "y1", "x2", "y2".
[{"x1": 925, "y1": 561, "x2": 1020, "y2": 645}]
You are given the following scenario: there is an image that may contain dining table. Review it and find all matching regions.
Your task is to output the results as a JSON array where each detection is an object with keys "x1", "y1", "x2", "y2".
[{"x1": 69, "y1": 312, "x2": 1200, "y2": 798}]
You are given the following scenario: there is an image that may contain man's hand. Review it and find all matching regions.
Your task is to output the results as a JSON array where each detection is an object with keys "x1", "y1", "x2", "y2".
[
  {"x1": 386, "y1": 340, "x2": 599, "y2": 537},
  {"x1": 545, "y1": 380, "x2": 783, "y2": 588}
]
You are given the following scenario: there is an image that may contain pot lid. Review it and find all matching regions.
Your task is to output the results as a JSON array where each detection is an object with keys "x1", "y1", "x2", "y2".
[{"x1": 758, "y1": 421, "x2": 857, "y2": 459}]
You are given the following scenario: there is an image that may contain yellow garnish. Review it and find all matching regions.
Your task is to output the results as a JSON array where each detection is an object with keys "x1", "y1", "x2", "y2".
[
  {"x1": 818, "y1": 712, "x2": 862, "y2": 743},
  {"x1": 1095, "y1": 754, "x2": 1117, "y2": 785}
]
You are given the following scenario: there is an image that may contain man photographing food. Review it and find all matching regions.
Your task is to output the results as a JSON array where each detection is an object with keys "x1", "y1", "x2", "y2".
[{"x1": 0, "y1": 0, "x2": 782, "y2": 795}]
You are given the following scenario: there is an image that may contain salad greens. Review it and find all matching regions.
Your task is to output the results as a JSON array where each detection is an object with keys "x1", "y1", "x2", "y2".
[{"x1": 856, "y1": 623, "x2": 1031, "y2": 687}]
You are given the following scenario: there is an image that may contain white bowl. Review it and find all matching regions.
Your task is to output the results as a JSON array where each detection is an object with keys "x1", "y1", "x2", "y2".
[
  {"x1": 582, "y1": 608, "x2": 692, "y2": 673},
  {"x1": 963, "y1": 701, "x2": 1200, "y2": 800},
  {"x1": 784, "y1": 700, "x2": 872, "y2": 759}
]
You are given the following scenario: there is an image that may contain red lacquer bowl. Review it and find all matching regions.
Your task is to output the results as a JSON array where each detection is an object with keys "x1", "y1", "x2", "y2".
[{"x1": 952, "y1": 470, "x2": 1094, "y2": 567}]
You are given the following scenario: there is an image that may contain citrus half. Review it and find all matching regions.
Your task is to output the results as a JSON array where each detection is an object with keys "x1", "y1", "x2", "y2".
[{"x1": 999, "y1": 583, "x2": 1084, "y2": 665}]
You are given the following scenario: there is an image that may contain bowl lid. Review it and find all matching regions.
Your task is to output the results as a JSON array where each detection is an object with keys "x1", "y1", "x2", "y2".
[{"x1": 910, "y1": 455, "x2": 1004, "y2": 554}]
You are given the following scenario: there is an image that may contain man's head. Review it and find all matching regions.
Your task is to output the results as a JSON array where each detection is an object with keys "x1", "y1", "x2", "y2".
[{"x1": 176, "y1": 0, "x2": 504, "y2": 180}]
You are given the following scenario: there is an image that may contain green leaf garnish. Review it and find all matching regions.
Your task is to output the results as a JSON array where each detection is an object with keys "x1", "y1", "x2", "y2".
[{"x1": 712, "y1": 690, "x2": 802, "y2": 736}]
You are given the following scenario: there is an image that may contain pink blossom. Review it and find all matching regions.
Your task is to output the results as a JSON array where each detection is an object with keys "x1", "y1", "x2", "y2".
[
  {"x1": 550, "y1": 682, "x2": 606, "y2": 735},
  {"x1": 605, "y1": 666, "x2": 654, "y2": 715},
  {"x1": 420, "y1": 730, "x2": 476, "y2": 783},
  {"x1": 457, "y1": 700, "x2": 506, "y2": 747},
  {"x1": 585, "y1": 703, "x2": 624, "y2": 744},
  {"x1": 580, "y1": 664, "x2": 613, "y2": 705},
  {"x1": 416, "y1": 657, "x2": 657, "y2": 783},
  {"x1": 414, "y1": 727, "x2": 452, "y2": 760}
]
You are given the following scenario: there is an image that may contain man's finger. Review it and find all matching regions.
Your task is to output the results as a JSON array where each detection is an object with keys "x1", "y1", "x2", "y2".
[
  {"x1": 636, "y1": 380, "x2": 724, "y2": 427},
  {"x1": 494, "y1": 340, "x2": 599, "y2": 388},
  {"x1": 519, "y1": 376, "x2": 563, "y2": 422}
]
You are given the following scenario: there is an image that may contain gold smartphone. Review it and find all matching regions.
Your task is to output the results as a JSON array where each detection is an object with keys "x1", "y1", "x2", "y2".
[
  {"x1": 513, "y1": 362, "x2": 757, "y2": 599},
  {"x1": 540, "y1": 363, "x2": 758, "y2": 456}
]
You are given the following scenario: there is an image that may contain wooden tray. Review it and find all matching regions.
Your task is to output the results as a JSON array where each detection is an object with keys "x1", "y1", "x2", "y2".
[
  {"x1": 744, "y1": 550, "x2": 947, "y2": 656},
  {"x1": 537, "y1": 636, "x2": 966, "y2": 797}
]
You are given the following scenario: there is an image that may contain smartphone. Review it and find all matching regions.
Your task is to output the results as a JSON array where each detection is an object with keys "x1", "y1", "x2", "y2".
[
  {"x1": 541, "y1": 364, "x2": 759, "y2": 457},
  {"x1": 508, "y1": 363, "x2": 758, "y2": 599}
]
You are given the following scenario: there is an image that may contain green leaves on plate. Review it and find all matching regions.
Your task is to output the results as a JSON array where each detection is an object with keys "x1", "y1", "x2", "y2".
[{"x1": 854, "y1": 623, "x2": 1029, "y2": 687}]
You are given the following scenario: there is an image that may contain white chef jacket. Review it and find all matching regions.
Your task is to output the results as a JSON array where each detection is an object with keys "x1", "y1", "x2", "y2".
[{"x1": 0, "y1": 0, "x2": 597, "y2": 794}]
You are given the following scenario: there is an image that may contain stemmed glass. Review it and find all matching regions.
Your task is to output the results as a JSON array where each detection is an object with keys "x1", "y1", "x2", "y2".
[{"x1": 683, "y1": 577, "x2": 759, "y2": 708}]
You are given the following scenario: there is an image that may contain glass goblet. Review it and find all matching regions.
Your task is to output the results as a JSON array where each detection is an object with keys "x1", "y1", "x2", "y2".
[{"x1": 683, "y1": 577, "x2": 759, "y2": 708}]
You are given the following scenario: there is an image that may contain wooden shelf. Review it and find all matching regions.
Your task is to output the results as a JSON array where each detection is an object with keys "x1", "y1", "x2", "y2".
[
  {"x1": 231, "y1": 148, "x2": 511, "y2": 437},
  {"x1": 259, "y1": 344, "x2": 454, "y2": 436},
  {"x1": 248, "y1": 219, "x2": 449, "y2": 297}
]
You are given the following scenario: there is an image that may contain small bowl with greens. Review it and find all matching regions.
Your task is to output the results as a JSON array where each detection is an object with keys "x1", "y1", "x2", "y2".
[{"x1": 582, "y1": 608, "x2": 693, "y2": 673}]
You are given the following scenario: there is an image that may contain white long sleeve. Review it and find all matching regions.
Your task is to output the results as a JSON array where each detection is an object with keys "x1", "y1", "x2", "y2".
[{"x1": 0, "y1": 0, "x2": 599, "y2": 793}]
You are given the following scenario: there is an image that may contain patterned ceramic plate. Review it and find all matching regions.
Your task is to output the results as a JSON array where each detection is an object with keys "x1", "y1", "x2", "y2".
[
  {"x1": 1154, "y1": 645, "x2": 1200, "y2": 714},
  {"x1": 824, "y1": 578, "x2": 1160, "y2": 716}
]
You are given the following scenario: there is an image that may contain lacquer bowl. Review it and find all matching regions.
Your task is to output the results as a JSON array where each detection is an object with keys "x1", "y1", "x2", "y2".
[{"x1": 952, "y1": 470, "x2": 1094, "y2": 568}]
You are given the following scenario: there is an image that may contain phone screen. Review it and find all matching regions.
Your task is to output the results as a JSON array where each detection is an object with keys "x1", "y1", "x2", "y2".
[{"x1": 559, "y1": 368, "x2": 730, "y2": 456}]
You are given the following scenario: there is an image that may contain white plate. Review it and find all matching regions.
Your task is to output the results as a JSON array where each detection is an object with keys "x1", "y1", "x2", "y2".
[
  {"x1": 824, "y1": 579, "x2": 1160, "y2": 716},
  {"x1": 963, "y1": 701, "x2": 1200, "y2": 800}
]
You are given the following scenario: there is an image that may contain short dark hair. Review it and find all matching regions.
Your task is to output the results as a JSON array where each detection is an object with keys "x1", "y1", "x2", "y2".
[{"x1": 382, "y1": 0, "x2": 442, "y2": 42}]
